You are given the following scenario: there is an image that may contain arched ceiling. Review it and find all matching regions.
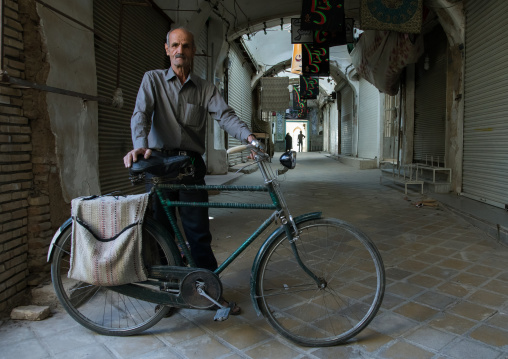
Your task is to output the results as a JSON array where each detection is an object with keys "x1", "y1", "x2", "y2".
[
  {"x1": 154, "y1": 0, "x2": 358, "y2": 90},
  {"x1": 154, "y1": 1, "x2": 361, "y2": 40},
  {"x1": 153, "y1": 0, "x2": 463, "y2": 92}
]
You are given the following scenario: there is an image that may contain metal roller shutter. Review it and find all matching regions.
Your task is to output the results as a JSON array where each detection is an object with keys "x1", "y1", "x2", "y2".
[
  {"x1": 194, "y1": 22, "x2": 208, "y2": 80},
  {"x1": 94, "y1": 1, "x2": 170, "y2": 195},
  {"x1": 323, "y1": 106, "x2": 330, "y2": 152},
  {"x1": 328, "y1": 104, "x2": 339, "y2": 154},
  {"x1": 463, "y1": 0, "x2": 508, "y2": 209},
  {"x1": 341, "y1": 86, "x2": 353, "y2": 155},
  {"x1": 357, "y1": 78, "x2": 379, "y2": 159},
  {"x1": 413, "y1": 26, "x2": 446, "y2": 164},
  {"x1": 227, "y1": 42, "x2": 253, "y2": 165}
]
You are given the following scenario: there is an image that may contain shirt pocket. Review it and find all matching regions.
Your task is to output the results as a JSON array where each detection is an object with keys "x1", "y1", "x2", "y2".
[{"x1": 181, "y1": 103, "x2": 204, "y2": 127}]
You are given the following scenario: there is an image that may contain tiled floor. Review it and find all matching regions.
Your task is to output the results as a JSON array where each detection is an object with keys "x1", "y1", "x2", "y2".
[{"x1": 1, "y1": 152, "x2": 508, "y2": 359}]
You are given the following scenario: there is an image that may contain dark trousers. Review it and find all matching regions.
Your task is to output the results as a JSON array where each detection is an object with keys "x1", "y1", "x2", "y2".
[{"x1": 146, "y1": 155, "x2": 217, "y2": 271}]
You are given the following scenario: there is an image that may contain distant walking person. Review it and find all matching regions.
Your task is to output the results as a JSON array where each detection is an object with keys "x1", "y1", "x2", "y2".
[
  {"x1": 297, "y1": 131, "x2": 305, "y2": 152},
  {"x1": 285, "y1": 132, "x2": 292, "y2": 152}
]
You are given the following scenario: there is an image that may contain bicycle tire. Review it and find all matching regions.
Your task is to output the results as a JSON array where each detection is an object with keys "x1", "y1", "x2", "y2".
[
  {"x1": 256, "y1": 218, "x2": 385, "y2": 346},
  {"x1": 51, "y1": 216, "x2": 181, "y2": 336}
]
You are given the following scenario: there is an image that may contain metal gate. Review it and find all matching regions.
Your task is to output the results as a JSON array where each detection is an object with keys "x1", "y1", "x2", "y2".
[
  {"x1": 94, "y1": 1, "x2": 170, "y2": 194},
  {"x1": 227, "y1": 42, "x2": 253, "y2": 165},
  {"x1": 462, "y1": 0, "x2": 508, "y2": 209},
  {"x1": 414, "y1": 25, "x2": 447, "y2": 164},
  {"x1": 357, "y1": 78, "x2": 379, "y2": 159},
  {"x1": 341, "y1": 86, "x2": 353, "y2": 155}
]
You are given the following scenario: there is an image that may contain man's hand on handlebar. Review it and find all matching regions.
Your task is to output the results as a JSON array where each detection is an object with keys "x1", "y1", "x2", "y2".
[
  {"x1": 123, "y1": 148, "x2": 152, "y2": 168},
  {"x1": 247, "y1": 135, "x2": 266, "y2": 160},
  {"x1": 247, "y1": 134, "x2": 258, "y2": 160},
  {"x1": 247, "y1": 134, "x2": 263, "y2": 160}
]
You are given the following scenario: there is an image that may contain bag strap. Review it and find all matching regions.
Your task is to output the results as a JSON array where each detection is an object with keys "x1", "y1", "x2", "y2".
[
  {"x1": 73, "y1": 216, "x2": 140, "y2": 242},
  {"x1": 81, "y1": 191, "x2": 127, "y2": 201}
]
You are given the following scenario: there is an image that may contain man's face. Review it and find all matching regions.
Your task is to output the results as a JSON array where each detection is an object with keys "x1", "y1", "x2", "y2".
[{"x1": 165, "y1": 29, "x2": 196, "y2": 70}]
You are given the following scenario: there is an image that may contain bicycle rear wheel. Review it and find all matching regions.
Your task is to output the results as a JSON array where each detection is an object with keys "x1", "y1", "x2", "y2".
[
  {"x1": 51, "y1": 217, "x2": 181, "y2": 336},
  {"x1": 257, "y1": 218, "x2": 385, "y2": 346}
]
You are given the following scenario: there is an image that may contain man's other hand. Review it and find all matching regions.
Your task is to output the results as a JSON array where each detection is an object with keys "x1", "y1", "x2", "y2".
[{"x1": 123, "y1": 148, "x2": 152, "y2": 168}]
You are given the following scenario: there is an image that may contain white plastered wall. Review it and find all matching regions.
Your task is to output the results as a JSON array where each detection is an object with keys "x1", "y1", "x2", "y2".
[{"x1": 37, "y1": 0, "x2": 100, "y2": 201}]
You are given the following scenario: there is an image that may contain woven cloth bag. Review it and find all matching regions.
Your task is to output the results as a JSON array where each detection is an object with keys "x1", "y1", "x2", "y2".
[{"x1": 68, "y1": 193, "x2": 150, "y2": 286}]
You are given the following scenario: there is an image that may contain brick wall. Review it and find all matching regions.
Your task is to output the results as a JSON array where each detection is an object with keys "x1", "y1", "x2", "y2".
[
  {"x1": 0, "y1": 0, "x2": 66, "y2": 315},
  {"x1": 0, "y1": 0, "x2": 32, "y2": 313}
]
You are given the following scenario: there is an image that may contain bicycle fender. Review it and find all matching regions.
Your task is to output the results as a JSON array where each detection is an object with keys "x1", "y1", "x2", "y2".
[
  {"x1": 250, "y1": 212, "x2": 322, "y2": 316},
  {"x1": 47, "y1": 217, "x2": 72, "y2": 262}
]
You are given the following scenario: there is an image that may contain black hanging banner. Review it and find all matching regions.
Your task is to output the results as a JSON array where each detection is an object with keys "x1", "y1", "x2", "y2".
[
  {"x1": 292, "y1": 16, "x2": 351, "y2": 46},
  {"x1": 302, "y1": 44, "x2": 330, "y2": 76},
  {"x1": 292, "y1": 85, "x2": 308, "y2": 119},
  {"x1": 301, "y1": 0, "x2": 346, "y2": 32},
  {"x1": 313, "y1": 29, "x2": 346, "y2": 47},
  {"x1": 345, "y1": 18, "x2": 354, "y2": 43},
  {"x1": 300, "y1": 76, "x2": 319, "y2": 100}
]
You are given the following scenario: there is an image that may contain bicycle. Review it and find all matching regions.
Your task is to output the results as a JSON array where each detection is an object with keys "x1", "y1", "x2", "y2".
[{"x1": 47, "y1": 142, "x2": 385, "y2": 347}]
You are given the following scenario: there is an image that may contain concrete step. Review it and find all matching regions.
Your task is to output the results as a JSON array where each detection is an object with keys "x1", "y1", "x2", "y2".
[
  {"x1": 330, "y1": 155, "x2": 378, "y2": 169},
  {"x1": 425, "y1": 181, "x2": 452, "y2": 193}
]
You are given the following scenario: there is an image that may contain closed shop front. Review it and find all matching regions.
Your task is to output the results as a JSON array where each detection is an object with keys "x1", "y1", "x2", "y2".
[
  {"x1": 194, "y1": 22, "x2": 209, "y2": 81},
  {"x1": 413, "y1": 25, "x2": 447, "y2": 164},
  {"x1": 357, "y1": 78, "x2": 379, "y2": 159},
  {"x1": 94, "y1": 1, "x2": 170, "y2": 194},
  {"x1": 341, "y1": 85, "x2": 353, "y2": 156},
  {"x1": 462, "y1": 0, "x2": 508, "y2": 209},
  {"x1": 227, "y1": 41, "x2": 253, "y2": 165},
  {"x1": 327, "y1": 104, "x2": 339, "y2": 154}
]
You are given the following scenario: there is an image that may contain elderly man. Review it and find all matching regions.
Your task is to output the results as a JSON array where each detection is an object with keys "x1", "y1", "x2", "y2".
[{"x1": 124, "y1": 27, "x2": 255, "y2": 314}]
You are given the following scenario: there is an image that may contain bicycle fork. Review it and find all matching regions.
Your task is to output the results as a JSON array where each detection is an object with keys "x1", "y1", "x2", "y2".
[
  {"x1": 259, "y1": 159, "x2": 326, "y2": 289},
  {"x1": 280, "y1": 212, "x2": 327, "y2": 289}
]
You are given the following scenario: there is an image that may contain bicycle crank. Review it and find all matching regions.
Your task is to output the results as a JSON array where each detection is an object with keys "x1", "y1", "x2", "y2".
[{"x1": 195, "y1": 283, "x2": 231, "y2": 321}]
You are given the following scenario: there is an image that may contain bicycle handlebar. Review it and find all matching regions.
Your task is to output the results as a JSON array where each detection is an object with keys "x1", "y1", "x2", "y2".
[
  {"x1": 227, "y1": 141, "x2": 270, "y2": 161},
  {"x1": 226, "y1": 145, "x2": 249, "y2": 154}
]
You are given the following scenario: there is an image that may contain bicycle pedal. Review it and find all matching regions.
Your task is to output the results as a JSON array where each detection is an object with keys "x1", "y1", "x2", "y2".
[{"x1": 214, "y1": 307, "x2": 230, "y2": 321}]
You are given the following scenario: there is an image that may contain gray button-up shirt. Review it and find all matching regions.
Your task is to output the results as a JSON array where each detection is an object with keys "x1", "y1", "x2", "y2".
[{"x1": 131, "y1": 68, "x2": 251, "y2": 155}]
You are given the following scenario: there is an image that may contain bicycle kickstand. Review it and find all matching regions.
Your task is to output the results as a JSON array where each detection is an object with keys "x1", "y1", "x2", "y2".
[{"x1": 196, "y1": 283, "x2": 230, "y2": 321}]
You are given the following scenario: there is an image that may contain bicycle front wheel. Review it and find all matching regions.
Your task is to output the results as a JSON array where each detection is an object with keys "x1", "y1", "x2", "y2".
[
  {"x1": 51, "y1": 217, "x2": 181, "y2": 336},
  {"x1": 257, "y1": 218, "x2": 385, "y2": 346}
]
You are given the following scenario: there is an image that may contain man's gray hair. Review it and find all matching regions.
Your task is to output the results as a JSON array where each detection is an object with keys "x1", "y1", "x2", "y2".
[{"x1": 166, "y1": 27, "x2": 196, "y2": 49}]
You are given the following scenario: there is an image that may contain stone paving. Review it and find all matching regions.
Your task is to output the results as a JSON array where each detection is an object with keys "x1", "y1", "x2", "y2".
[{"x1": 1, "y1": 152, "x2": 508, "y2": 359}]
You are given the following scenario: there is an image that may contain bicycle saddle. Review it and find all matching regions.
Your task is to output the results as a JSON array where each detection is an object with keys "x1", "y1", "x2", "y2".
[{"x1": 129, "y1": 152, "x2": 194, "y2": 178}]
